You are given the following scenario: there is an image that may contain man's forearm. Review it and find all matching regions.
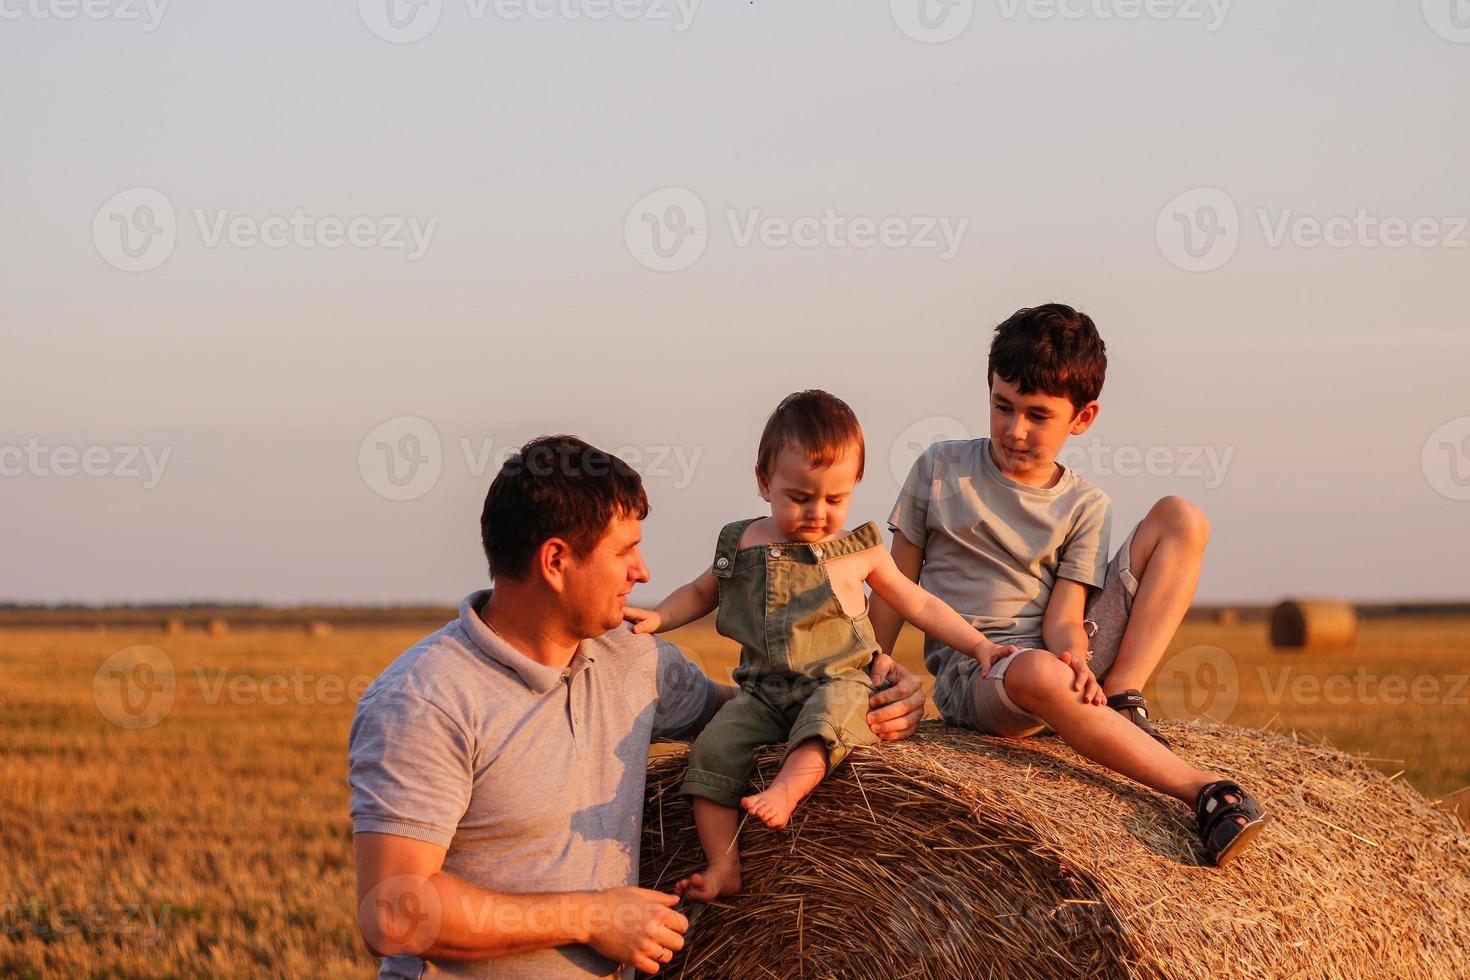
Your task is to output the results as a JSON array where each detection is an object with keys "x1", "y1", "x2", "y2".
[{"x1": 368, "y1": 871, "x2": 589, "y2": 960}]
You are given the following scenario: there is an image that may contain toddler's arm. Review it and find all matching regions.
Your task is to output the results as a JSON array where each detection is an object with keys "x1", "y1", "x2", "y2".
[
  {"x1": 865, "y1": 548, "x2": 1017, "y2": 674},
  {"x1": 624, "y1": 570, "x2": 719, "y2": 635},
  {"x1": 869, "y1": 531, "x2": 924, "y2": 657}
]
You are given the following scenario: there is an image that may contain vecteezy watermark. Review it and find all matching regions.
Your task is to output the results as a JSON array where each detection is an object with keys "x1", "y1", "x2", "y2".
[
  {"x1": 995, "y1": 0, "x2": 1230, "y2": 31},
  {"x1": 0, "y1": 439, "x2": 171, "y2": 488},
  {"x1": 93, "y1": 187, "x2": 438, "y2": 272},
  {"x1": 358, "y1": 0, "x2": 699, "y2": 44},
  {"x1": 1057, "y1": 442, "x2": 1235, "y2": 489},
  {"x1": 623, "y1": 187, "x2": 970, "y2": 272},
  {"x1": 93, "y1": 646, "x2": 376, "y2": 729},
  {"x1": 358, "y1": 416, "x2": 706, "y2": 502},
  {"x1": 886, "y1": 873, "x2": 978, "y2": 960},
  {"x1": 93, "y1": 646, "x2": 176, "y2": 730},
  {"x1": 1421, "y1": 0, "x2": 1470, "y2": 43},
  {"x1": 890, "y1": 0, "x2": 975, "y2": 43},
  {"x1": 1157, "y1": 187, "x2": 1470, "y2": 272},
  {"x1": 1154, "y1": 644, "x2": 1239, "y2": 723},
  {"x1": 0, "y1": 0, "x2": 168, "y2": 31},
  {"x1": 1257, "y1": 666, "x2": 1468, "y2": 708},
  {"x1": 359, "y1": 875, "x2": 445, "y2": 955},
  {"x1": 1422, "y1": 416, "x2": 1470, "y2": 501},
  {"x1": 888, "y1": 415, "x2": 975, "y2": 502},
  {"x1": 0, "y1": 899, "x2": 172, "y2": 943}
]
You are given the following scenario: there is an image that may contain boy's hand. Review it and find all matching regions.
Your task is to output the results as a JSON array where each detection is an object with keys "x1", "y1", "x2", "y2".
[
  {"x1": 623, "y1": 607, "x2": 662, "y2": 635},
  {"x1": 1056, "y1": 650, "x2": 1106, "y2": 705},
  {"x1": 973, "y1": 640, "x2": 1021, "y2": 677}
]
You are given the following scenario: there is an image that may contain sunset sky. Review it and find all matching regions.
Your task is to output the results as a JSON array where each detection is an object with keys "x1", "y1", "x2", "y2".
[{"x1": 4, "y1": 1, "x2": 1467, "y2": 604}]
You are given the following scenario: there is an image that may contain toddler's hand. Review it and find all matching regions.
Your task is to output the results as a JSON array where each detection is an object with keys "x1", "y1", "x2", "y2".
[{"x1": 623, "y1": 607, "x2": 662, "y2": 634}]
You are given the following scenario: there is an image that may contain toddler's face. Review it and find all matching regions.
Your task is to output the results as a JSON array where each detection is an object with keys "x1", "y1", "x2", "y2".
[
  {"x1": 756, "y1": 444, "x2": 861, "y2": 543},
  {"x1": 987, "y1": 373, "x2": 1097, "y2": 479}
]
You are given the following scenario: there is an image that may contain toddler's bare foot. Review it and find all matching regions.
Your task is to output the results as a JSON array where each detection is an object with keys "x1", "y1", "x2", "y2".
[
  {"x1": 741, "y1": 784, "x2": 801, "y2": 830},
  {"x1": 674, "y1": 860, "x2": 741, "y2": 902}
]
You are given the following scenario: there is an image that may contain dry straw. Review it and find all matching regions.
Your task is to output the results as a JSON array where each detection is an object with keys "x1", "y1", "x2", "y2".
[
  {"x1": 1270, "y1": 599, "x2": 1358, "y2": 650},
  {"x1": 641, "y1": 721, "x2": 1470, "y2": 979}
]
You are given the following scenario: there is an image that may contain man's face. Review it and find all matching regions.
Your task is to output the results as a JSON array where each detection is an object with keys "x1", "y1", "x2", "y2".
[
  {"x1": 562, "y1": 512, "x2": 650, "y2": 637},
  {"x1": 757, "y1": 445, "x2": 861, "y2": 542},
  {"x1": 987, "y1": 374, "x2": 1096, "y2": 479}
]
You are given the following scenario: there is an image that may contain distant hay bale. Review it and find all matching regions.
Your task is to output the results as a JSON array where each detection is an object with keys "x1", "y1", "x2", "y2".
[
  {"x1": 163, "y1": 618, "x2": 186, "y2": 636},
  {"x1": 1270, "y1": 598, "x2": 1357, "y2": 650},
  {"x1": 641, "y1": 722, "x2": 1470, "y2": 979},
  {"x1": 305, "y1": 620, "x2": 334, "y2": 638},
  {"x1": 206, "y1": 618, "x2": 229, "y2": 637},
  {"x1": 1216, "y1": 608, "x2": 1240, "y2": 627}
]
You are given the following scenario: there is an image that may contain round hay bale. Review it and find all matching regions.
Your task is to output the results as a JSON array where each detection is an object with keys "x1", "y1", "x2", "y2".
[
  {"x1": 163, "y1": 618, "x2": 186, "y2": 636},
  {"x1": 641, "y1": 722, "x2": 1470, "y2": 979},
  {"x1": 305, "y1": 620, "x2": 334, "y2": 638},
  {"x1": 1216, "y1": 608, "x2": 1240, "y2": 627},
  {"x1": 205, "y1": 618, "x2": 229, "y2": 637},
  {"x1": 1270, "y1": 598, "x2": 1357, "y2": 650}
]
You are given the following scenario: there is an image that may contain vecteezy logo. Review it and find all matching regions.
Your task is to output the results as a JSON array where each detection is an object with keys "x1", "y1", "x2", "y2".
[
  {"x1": 359, "y1": 0, "x2": 443, "y2": 43},
  {"x1": 93, "y1": 188, "x2": 177, "y2": 272},
  {"x1": 93, "y1": 646, "x2": 176, "y2": 729},
  {"x1": 360, "y1": 875, "x2": 444, "y2": 953},
  {"x1": 889, "y1": 415, "x2": 973, "y2": 500},
  {"x1": 886, "y1": 873, "x2": 976, "y2": 960},
  {"x1": 623, "y1": 188, "x2": 708, "y2": 272},
  {"x1": 1423, "y1": 416, "x2": 1470, "y2": 501},
  {"x1": 1155, "y1": 187, "x2": 1239, "y2": 272},
  {"x1": 1154, "y1": 644, "x2": 1239, "y2": 723},
  {"x1": 1422, "y1": 0, "x2": 1470, "y2": 42},
  {"x1": 358, "y1": 416, "x2": 443, "y2": 501},
  {"x1": 889, "y1": 0, "x2": 975, "y2": 43}
]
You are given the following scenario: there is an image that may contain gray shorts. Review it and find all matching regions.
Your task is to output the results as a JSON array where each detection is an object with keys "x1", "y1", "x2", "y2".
[{"x1": 942, "y1": 525, "x2": 1140, "y2": 738}]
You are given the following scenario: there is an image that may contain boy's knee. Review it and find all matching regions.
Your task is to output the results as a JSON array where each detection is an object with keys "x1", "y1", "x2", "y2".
[
  {"x1": 1002, "y1": 650, "x2": 1071, "y2": 712},
  {"x1": 1150, "y1": 495, "x2": 1210, "y2": 549}
]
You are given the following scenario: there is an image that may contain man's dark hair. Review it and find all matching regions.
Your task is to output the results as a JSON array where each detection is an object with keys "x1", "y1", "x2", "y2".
[
  {"x1": 480, "y1": 435, "x2": 649, "y2": 581},
  {"x1": 987, "y1": 303, "x2": 1108, "y2": 413}
]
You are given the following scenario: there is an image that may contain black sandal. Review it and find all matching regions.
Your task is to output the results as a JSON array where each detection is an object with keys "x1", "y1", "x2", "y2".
[
  {"x1": 1194, "y1": 779, "x2": 1269, "y2": 867},
  {"x1": 1106, "y1": 689, "x2": 1170, "y2": 748}
]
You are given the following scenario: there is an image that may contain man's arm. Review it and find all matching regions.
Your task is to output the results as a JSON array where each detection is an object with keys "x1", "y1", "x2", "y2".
[
  {"x1": 354, "y1": 832, "x2": 687, "y2": 974},
  {"x1": 869, "y1": 531, "x2": 924, "y2": 657},
  {"x1": 1042, "y1": 578, "x2": 1105, "y2": 705}
]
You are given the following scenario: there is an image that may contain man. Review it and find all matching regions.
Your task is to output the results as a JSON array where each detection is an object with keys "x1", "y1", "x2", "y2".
[{"x1": 349, "y1": 434, "x2": 927, "y2": 978}]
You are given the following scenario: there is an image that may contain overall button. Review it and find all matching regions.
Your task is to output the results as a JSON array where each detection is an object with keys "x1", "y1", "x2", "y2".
[
  {"x1": 769, "y1": 547, "x2": 783, "y2": 558},
  {"x1": 715, "y1": 556, "x2": 730, "y2": 570},
  {"x1": 811, "y1": 545, "x2": 824, "y2": 559}
]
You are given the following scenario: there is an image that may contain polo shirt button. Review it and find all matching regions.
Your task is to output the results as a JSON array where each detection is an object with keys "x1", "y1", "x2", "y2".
[
  {"x1": 769, "y1": 547, "x2": 782, "y2": 558},
  {"x1": 811, "y1": 545, "x2": 824, "y2": 559},
  {"x1": 715, "y1": 556, "x2": 730, "y2": 570}
]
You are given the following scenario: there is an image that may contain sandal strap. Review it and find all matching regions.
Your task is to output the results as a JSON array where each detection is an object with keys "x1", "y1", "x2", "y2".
[
  {"x1": 1106, "y1": 690, "x2": 1150, "y2": 717},
  {"x1": 1195, "y1": 780, "x2": 1264, "y2": 838}
]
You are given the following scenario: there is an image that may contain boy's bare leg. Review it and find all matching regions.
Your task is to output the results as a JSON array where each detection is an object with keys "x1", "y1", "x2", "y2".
[
  {"x1": 675, "y1": 799, "x2": 743, "y2": 902},
  {"x1": 1005, "y1": 650, "x2": 1222, "y2": 805},
  {"x1": 1102, "y1": 496, "x2": 1211, "y2": 697},
  {"x1": 742, "y1": 738, "x2": 828, "y2": 830}
]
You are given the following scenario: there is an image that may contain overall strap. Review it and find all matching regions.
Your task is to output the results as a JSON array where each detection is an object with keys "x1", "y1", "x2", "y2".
[
  {"x1": 712, "y1": 518, "x2": 760, "y2": 578},
  {"x1": 812, "y1": 521, "x2": 883, "y2": 561}
]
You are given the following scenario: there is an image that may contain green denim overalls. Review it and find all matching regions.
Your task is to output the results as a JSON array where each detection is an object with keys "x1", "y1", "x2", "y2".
[{"x1": 680, "y1": 518, "x2": 882, "y2": 807}]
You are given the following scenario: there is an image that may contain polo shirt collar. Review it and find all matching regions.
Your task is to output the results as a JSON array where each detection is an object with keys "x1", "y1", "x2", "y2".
[{"x1": 458, "y1": 589, "x2": 593, "y2": 695}]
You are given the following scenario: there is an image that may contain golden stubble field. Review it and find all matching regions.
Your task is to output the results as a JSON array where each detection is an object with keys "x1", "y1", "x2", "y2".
[{"x1": 2, "y1": 616, "x2": 1466, "y2": 976}]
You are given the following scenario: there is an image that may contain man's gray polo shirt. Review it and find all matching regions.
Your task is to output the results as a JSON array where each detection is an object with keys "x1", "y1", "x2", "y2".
[{"x1": 348, "y1": 589, "x2": 721, "y2": 979}]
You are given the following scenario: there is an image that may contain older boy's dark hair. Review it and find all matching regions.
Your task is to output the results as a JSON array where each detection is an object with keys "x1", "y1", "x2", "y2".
[
  {"x1": 480, "y1": 435, "x2": 648, "y2": 581},
  {"x1": 988, "y1": 303, "x2": 1107, "y2": 413},
  {"x1": 756, "y1": 390, "x2": 866, "y2": 482}
]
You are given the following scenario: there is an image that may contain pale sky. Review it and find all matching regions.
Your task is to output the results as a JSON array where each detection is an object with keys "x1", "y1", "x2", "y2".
[{"x1": 3, "y1": 1, "x2": 1467, "y2": 605}]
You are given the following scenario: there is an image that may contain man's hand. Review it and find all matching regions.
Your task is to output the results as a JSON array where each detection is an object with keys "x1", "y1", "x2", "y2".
[
  {"x1": 623, "y1": 607, "x2": 662, "y2": 635},
  {"x1": 1056, "y1": 650, "x2": 1106, "y2": 706},
  {"x1": 866, "y1": 653, "x2": 925, "y2": 741},
  {"x1": 974, "y1": 640, "x2": 1022, "y2": 678},
  {"x1": 582, "y1": 887, "x2": 687, "y2": 975}
]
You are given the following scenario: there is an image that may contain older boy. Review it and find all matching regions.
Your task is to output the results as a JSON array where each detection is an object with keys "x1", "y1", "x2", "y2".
[{"x1": 870, "y1": 304, "x2": 1267, "y2": 866}]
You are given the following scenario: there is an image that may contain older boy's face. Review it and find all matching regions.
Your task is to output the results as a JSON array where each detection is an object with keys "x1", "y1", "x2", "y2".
[
  {"x1": 757, "y1": 445, "x2": 861, "y2": 543},
  {"x1": 987, "y1": 374, "x2": 1097, "y2": 479}
]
